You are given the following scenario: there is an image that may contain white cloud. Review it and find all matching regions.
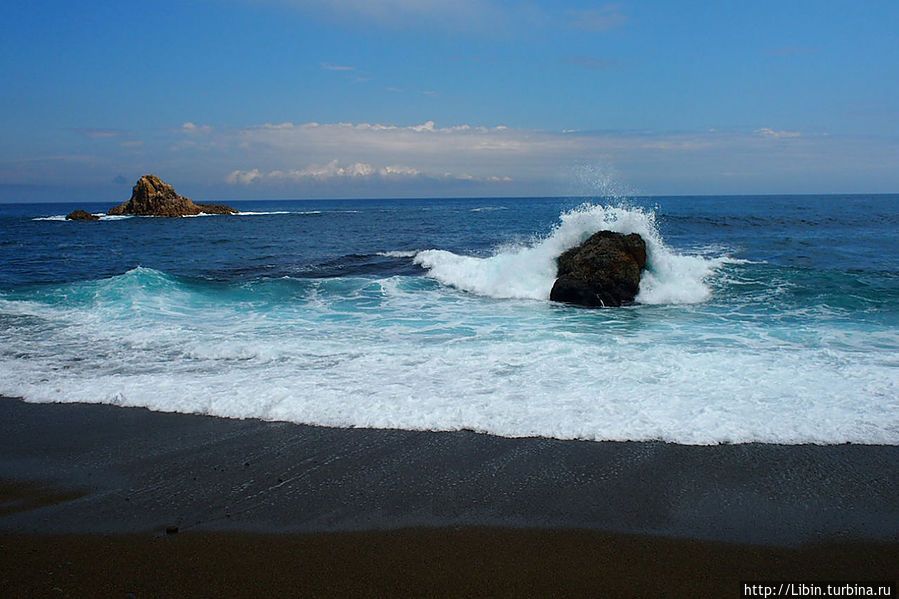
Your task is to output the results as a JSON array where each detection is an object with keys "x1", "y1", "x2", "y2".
[
  {"x1": 5, "y1": 117, "x2": 897, "y2": 198},
  {"x1": 226, "y1": 168, "x2": 263, "y2": 184},
  {"x1": 103, "y1": 117, "x2": 896, "y2": 197},
  {"x1": 181, "y1": 122, "x2": 214, "y2": 135},
  {"x1": 321, "y1": 62, "x2": 355, "y2": 71},
  {"x1": 410, "y1": 120, "x2": 436, "y2": 132},
  {"x1": 223, "y1": 120, "x2": 569, "y2": 186},
  {"x1": 232, "y1": 120, "x2": 533, "y2": 159},
  {"x1": 382, "y1": 164, "x2": 421, "y2": 177},
  {"x1": 221, "y1": 120, "x2": 780, "y2": 192},
  {"x1": 755, "y1": 127, "x2": 802, "y2": 139},
  {"x1": 226, "y1": 159, "x2": 510, "y2": 185}
]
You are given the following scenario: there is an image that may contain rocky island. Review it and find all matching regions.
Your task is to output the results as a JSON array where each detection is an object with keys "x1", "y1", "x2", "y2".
[
  {"x1": 550, "y1": 230, "x2": 647, "y2": 307},
  {"x1": 107, "y1": 174, "x2": 238, "y2": 217}
]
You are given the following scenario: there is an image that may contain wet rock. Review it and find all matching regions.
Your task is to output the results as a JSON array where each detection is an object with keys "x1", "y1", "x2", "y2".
[
  {"x1": 550, "y1": 231, "x2": 647, "y2": 307},
  {"x1": 65, "y1": 209, "x2": 100, "y2": 221},
  {"x1": 108, "y1": 175, "x2": 237, "y2": 217}
]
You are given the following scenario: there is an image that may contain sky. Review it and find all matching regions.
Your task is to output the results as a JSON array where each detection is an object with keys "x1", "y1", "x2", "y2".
[{"x1": 1, "y1": 0, "x2": 897, "y2": 202}]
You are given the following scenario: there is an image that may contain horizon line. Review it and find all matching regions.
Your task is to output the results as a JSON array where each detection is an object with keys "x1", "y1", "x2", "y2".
[{"x1": 3, "y1": 191, "x2": 898, "y2": 206}]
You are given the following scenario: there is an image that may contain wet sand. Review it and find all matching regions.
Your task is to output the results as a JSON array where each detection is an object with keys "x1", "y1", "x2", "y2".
[{"x1": 1, "y1": 395, "x2": 897, "y2": 596}]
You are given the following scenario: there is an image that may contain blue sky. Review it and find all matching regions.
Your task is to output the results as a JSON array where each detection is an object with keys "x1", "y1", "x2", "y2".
[{"x1": 1, "y1": 0, "x2": 897, "y2": 202}]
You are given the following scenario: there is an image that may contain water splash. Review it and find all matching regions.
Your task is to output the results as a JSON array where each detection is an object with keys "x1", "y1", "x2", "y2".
[
  {"x1": 568, "y1": 163, "x2": 639, "y2": 202},
  {"x1": 415, "y1": 203, "x2": 724, "y2": 304}
]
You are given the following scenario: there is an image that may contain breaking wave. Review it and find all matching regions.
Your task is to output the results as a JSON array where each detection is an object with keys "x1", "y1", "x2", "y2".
[{"x1": 414, "y1": 203, "x2": 725, "y2": 304}]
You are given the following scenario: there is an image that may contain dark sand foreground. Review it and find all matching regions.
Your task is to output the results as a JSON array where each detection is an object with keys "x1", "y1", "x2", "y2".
[{"x1": 1, "y1": 395, "x2": 897, "y2": 597}]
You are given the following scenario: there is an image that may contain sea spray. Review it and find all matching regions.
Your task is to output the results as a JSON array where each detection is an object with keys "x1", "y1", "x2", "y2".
[{"x1": 415, "y1": 203, "x2": 723, "y2": 304}]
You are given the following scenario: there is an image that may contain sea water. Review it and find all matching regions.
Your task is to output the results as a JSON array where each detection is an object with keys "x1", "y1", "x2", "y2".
[{"x1": 1, "y1": 195, "x2": 896, "y2": 444}]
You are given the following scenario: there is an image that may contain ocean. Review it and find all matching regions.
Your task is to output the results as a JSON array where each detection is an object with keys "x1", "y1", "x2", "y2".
[{"x1": 1, "y1": 195, "x2": 896, "y2": 445}]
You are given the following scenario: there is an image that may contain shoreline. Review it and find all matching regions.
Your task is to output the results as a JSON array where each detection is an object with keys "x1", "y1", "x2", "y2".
[
  {"x1": 2, "y1": 395, "x2": 897, "y2": 595},
  {"x1": 2, "y1": 395, "x2": 897, "y2": 543}
]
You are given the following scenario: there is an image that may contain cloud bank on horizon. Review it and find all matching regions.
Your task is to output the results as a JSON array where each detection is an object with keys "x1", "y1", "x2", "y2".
[{"x1": 1, "y1": 0, "x2": 897, "y2": 200}]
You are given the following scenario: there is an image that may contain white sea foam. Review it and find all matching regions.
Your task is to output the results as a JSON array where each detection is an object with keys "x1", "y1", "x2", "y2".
[
  {"x1": 1, "y1": 268, "x2": 896, "y2": 445},
  {"x1": 377, "y1": 250, "x2": 420, "y2": 258},
  {"x1": 415, "y1": 203, "x2": 722, "y2": 304},
  {"x1": 32, "y1": 213, "x2": 133, "y2": 221},
  {"x1": 235, "y1": 210, "x2": 323, "y2": 216},
  {"x1": 35, "y1": 210, "x2": 328, "y2": 221}
]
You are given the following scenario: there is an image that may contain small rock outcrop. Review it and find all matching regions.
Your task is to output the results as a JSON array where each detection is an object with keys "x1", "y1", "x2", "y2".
[
  {"x1": 107, "y1": 175, "x2": 237, "y2": 217},
  {"x1": 193, "y1": 202, "x2": 238, "y2": 215},
  {"x1": 65, "y1": 209, "x2": 100, "y2": 221},
  {"x1": 550, "y1": 231, "x2": 647, "y2": 307}
]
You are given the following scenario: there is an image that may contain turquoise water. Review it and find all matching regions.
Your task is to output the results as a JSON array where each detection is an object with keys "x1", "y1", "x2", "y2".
[{"x1": 1, "y1": 195, "x2": 896, "y2": 444}]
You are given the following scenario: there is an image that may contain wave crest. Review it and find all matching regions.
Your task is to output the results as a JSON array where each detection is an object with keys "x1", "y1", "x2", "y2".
[{"x1": 414, "y1": 203, "x2": 724, "y2": 305}]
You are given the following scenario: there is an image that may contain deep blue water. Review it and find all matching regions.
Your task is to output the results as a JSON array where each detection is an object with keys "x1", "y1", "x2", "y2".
[{"x1": 1, "y1": 195, "x2": 897, "y2": 444}]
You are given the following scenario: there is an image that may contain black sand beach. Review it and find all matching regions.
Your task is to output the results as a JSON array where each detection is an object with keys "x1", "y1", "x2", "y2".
[{"x1": 1, "y1": 395, "x2": 897, "y2": 596}]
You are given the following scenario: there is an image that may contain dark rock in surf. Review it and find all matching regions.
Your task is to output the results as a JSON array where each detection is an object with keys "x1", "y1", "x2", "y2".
[
  {"x1": 550, "y1": 231, "x2": 647, "y2": 307},
  {"x1": 193, "y1": 202, "x2": 239, "y2": 215},
  {"x1": 65, "y1": 209, "x2": 100, "y2": 221},
  {"x1": 107, "y1": 174, "x2": 238, "y2": 217}
]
